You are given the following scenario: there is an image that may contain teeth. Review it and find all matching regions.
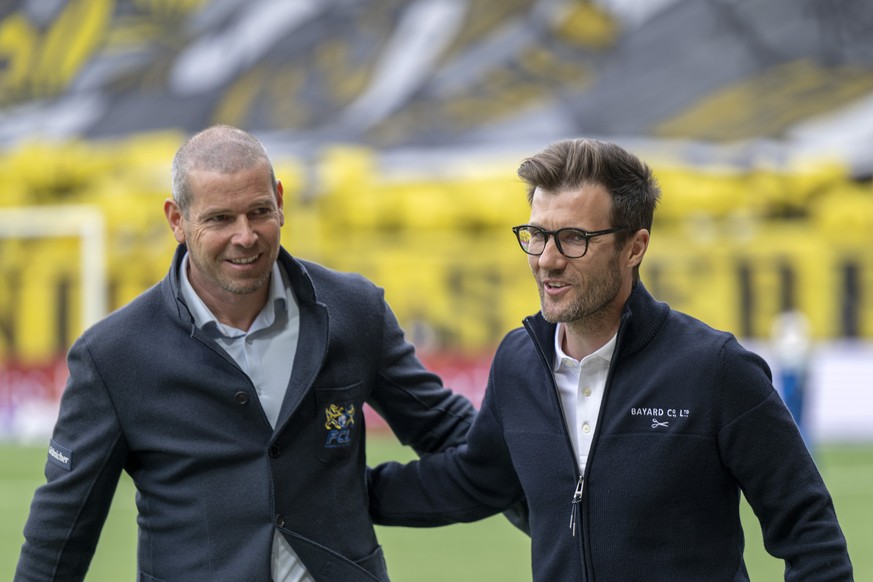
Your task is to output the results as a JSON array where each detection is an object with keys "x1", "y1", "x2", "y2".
[{"x1": 230, "y1": 256, "x2": 257, "y2": 265}]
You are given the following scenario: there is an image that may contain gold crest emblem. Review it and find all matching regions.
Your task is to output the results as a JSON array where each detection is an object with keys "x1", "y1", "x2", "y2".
[{"x1": 324, "y1": 404, "x2": 356, "y2": 430}]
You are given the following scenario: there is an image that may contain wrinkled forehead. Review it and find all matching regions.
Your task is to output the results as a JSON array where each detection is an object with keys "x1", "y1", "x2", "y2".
[{"x1": 529, "y1": 184, "x2": 613, "y2": 227}]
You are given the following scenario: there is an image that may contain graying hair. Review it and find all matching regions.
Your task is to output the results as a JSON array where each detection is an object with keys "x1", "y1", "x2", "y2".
[{"x1": 171, "y1": 125, "x2": 277, "y2": 215}]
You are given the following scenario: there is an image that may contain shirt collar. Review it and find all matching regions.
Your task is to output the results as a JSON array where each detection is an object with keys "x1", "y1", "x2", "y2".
[
  {"x1": 553, "y1": 323, "x2": 618, "y2": 371},
  {"x1": 179, "y1": 253, "x2": 287, "y2": 337}
]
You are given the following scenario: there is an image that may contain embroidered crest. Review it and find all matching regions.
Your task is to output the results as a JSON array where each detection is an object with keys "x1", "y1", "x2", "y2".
[{"x1": 324, "y1": 404, "x2": 356, "y2": 448}]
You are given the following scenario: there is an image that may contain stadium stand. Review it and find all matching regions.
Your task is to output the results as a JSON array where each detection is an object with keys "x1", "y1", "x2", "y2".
[{"x1": 1, "y1": 0, "x2": 872, "y2": 440}]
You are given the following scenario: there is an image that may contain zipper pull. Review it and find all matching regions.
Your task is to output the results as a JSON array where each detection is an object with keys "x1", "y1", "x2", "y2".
[{"x1": 569, "y1": 475, "x2": 584, "y2": 536}]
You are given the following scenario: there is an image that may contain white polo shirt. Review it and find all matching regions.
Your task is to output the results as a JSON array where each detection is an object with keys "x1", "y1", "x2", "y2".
[{"x1": 552, "y1": 324, "x2": 617, "y2": 474}]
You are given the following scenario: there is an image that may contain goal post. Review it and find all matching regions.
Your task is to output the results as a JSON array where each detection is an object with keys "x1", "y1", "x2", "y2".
[{"x1": 0, "y1": 205, "x2": 107, "y2": 332}]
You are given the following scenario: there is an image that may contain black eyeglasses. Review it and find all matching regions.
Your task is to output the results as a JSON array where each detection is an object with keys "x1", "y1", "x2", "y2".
[{"x1": 511, "y1": 225, "x2": 630, "y2": 258}]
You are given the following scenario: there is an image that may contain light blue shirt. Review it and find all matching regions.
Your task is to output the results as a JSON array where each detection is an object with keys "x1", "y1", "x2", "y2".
[
  {"x1": 178, "y1": 254, "x2": 311, "y2": 582},
  {"x1": 179, "y1": 255, "x2": 298, "y2": 427}
]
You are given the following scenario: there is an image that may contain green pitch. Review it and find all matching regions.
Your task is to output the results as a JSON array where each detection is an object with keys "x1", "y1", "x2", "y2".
[{"x1": 3, "y1": 439, "x2": 871, "y2": 580}]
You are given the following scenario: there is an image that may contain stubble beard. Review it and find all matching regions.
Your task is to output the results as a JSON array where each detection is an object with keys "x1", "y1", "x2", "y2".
[
  {"x1": 189, "y1": 248, "x2": 273, "y2": 297},
  {"x1": 538, "y1": 256, "x2": 623, "y2": 326},
  {"x1": 220, "y1": 274, "x2": 269, "y2": 295},
  {"x1": 217, "y1": 253, "x2": 274, "y2": 295}
]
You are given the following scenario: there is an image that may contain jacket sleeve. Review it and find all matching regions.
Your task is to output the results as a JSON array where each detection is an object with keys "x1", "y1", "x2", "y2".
[
  {"x1": 369, "y1": 361, "x2": 524, "y2": 526},
  {"x1": 15, "y1": 336, "x2": 127, "y2": 582},
  {"x1": 365, "y1": 291, "x2": 476, "y2": 455},
  {"x1": 716, "y1": 339, "x2": 853, "y2": 580}
]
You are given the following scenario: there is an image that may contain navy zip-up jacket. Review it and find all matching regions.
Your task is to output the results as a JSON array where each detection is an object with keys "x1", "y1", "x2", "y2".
[
  {"x1": 16, "y1": 245, "x2": 476, "y2": 582},
  {"x1": 371, "y1": 283, "x2": 852, "y2": 581}
]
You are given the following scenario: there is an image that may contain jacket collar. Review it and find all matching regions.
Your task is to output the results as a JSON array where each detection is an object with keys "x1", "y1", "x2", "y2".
[{"x1": 616, "y1": 282, "x2": 670, "y2": 358}]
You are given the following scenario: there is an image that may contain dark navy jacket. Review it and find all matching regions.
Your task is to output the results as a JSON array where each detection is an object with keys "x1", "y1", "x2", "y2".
[
  {"x1": 371, "y1": 283, "x2": 852, "y2": 581},
  {"x1": 16, "y1": 245, "x2": 475, "y2": 582}
]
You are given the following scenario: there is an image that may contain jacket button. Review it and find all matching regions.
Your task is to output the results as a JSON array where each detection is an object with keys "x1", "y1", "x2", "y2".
[
  {"x1": 275, "y1": 514, "x2": 285, "y2": 527},
  {"x1": 234, "y1": 391, "x2": 249, "y2": 405},
  {"x1": 269, "y1": 445, "x2": 280, "y2": 458}
]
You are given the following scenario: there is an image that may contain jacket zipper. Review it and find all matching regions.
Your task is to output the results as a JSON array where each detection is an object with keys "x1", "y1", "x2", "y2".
[
  {"x1": 525, "y1": 311, "x2": 631, "y2": 581},
  {"x1": 569, "y1": 474, "x2": 584, "y2": 536},
  {"x1": 523, "y1": 319, "x2": 586, "y2": 540}
]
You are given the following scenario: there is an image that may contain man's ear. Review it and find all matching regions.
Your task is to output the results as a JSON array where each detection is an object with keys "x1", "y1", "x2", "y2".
[
  {"x1": 625, "y1": 228, "x2": 650, "y2": 270},
  {"x1": 276, "y1": 180, "x2": 285, "y2": 227},
  {"x1": 164, "y1": 199, "x2": 186, "y2": 244}
]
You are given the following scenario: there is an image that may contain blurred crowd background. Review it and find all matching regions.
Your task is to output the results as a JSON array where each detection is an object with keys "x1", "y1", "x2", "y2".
[{"x1": 1, "y1": 0, "x2": 872, "y2": 444}]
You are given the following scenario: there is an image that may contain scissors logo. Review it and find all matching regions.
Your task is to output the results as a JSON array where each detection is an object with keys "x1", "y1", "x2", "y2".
[{"x1": 651, "y1": 419, "x2": 669, "y2": 429}]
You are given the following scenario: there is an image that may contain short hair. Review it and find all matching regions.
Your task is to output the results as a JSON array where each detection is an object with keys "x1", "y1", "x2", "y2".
[
  {"x1": 517, "y1": 138, "x2": 661, "y2": 243},
  {"x1": 171, "y1": 124, "x2": 277, "y2": 215}
]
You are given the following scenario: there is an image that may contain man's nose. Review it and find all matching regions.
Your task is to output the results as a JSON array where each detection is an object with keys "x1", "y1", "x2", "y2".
[
  {"x1": 537, "y1": 235, "x2": 566, "y2": 267},
  {"x1": 232, "y1": 217, "x2": 257, "y2": 246}
]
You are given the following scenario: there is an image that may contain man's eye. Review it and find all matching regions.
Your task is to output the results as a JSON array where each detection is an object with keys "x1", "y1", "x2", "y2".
[{"x1": 208, "y1": 215, "x2": 229, "y2": 223}]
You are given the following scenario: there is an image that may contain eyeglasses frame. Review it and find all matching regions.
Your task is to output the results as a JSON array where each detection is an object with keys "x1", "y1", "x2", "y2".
[{"x1": 511, "y1": 224, "x2": 631, "y2": 258}]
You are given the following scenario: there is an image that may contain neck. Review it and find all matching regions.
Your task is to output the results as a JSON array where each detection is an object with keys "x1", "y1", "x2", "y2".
[
  {"x1": 209, "y1": 293, "x2": 267, "y2": 331},
  {"x1": 561, "y1": 284, "x2": 629, "y2": 360},
  {"x1": 561, "y1": 314, "x2": 620, "y2": 361},
  {"x1": 194, "y1": 281, "x2": 270, "y2": 332}
]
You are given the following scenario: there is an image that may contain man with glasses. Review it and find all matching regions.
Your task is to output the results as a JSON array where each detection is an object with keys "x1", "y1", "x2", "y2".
[{"x1": 369, "y1": 138, "x2": 852, "y2": 580}]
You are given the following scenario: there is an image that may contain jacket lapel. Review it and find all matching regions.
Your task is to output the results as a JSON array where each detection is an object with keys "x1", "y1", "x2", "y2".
[{"x1": 272, "y1": 250, "x2": 329, "y2": 433}]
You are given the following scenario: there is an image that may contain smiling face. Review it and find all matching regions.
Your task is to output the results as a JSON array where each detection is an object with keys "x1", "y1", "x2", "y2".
[
  {"x1": 165, "y1": 161, "x2": 284, "y2": 318},
  {"x1": 527, "y1": 183, "x2": 644, "y2": 340}
]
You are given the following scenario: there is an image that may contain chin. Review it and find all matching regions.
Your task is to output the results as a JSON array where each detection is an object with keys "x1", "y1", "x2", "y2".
[
  {"x1": 223, "y1": 277, "x2": 269, "y2": 295},
  {"x1": 539, "y1": 306, "x2": 562, "y2": 324}
]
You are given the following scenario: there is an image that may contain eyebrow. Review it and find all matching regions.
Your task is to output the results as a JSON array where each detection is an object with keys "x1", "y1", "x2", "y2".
[{"x1": 198, "y1": 197, "x2": 276, "y2": 215}]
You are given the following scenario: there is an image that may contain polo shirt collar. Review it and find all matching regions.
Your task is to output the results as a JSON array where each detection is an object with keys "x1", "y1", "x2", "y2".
[{"x1": 553, "y1": 323, "x2": 618, "y2": 371}]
